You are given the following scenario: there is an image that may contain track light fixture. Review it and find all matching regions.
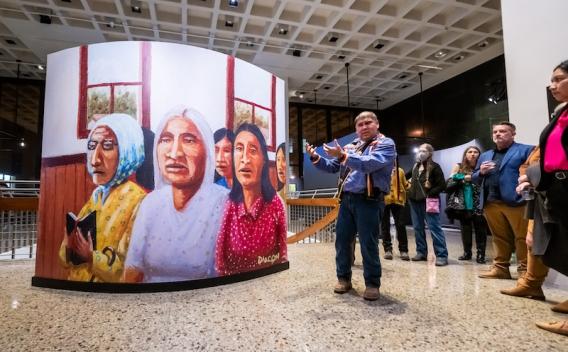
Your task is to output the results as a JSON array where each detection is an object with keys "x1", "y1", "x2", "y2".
[
  {"x1": 228, "y1": 0, "x2": 239, "y2": 7},
  {"x1": 327, "y1": 33, "x2": 339, "y2": 43},
  {"x1": 131, "y1": 0, "x2": 142, "y2": 13}
]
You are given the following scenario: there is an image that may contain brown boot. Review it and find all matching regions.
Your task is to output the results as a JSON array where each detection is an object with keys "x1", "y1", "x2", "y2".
[
  {"x1": 333, "y1": 280, "x2": 352, "y2": 294},
  {"x1": 500, "y1": 285, "x2": 545, "y2": 301},
  {"x1": 363, "y1": 287, "x2": 380, "y2": 301},
  {"x1": 551, "y1": 300, "x2": 568, "y2": 314},
  {"x1": 478, "y1": 266, "x2": 512, "y2": 279},
  {"x1": 535, "y1": 320, "x2": 568, "y2": 337}
]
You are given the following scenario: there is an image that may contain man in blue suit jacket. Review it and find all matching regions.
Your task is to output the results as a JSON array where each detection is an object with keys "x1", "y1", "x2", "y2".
[{"x1": 472, "y1": 122, "x2": 534, "y2": 279}]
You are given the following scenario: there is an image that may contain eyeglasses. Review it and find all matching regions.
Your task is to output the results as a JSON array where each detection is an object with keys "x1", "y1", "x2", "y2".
[{"x1": 87, "y1": 139, "x2": 118, "y2": 151}]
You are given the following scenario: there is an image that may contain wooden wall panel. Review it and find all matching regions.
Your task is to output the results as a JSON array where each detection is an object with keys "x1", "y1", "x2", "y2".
[
  {"x1": 35, "y1": 161, "x2": 92, "y2": 279},
  {"x1": 35, "y1": 167, "x2": 48, "y2": 277}
]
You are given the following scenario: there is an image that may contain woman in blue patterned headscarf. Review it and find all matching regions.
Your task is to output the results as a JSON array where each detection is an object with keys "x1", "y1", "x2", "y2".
[{"x1": 59, "y1": 113, "x2": 147, "y2": 283}]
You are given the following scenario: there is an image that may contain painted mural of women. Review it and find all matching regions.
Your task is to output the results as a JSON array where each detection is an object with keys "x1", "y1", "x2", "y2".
[
  {"x1": 214, "y1": 128, "x2": 235, "y2": 189},
  {"x1": 215, "y1": 123, "x2": 288, "y2": 276},
  {"x1": 123, "y1": 106, "x2": 228, "y2": 283},
  {"x1": 58, "y1": 113, "x2": 146, "y2": 282},
  {"x1": 276, "y1": 142, "x2": 287, "y2": 199}
]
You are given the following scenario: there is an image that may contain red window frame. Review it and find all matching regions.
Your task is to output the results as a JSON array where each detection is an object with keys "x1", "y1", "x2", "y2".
[
  {"x1": 77, "y1": 42, "x2": 151, "y2": 139},
  {"x1": 226, "y1": 56, "x2": 277, "y2": 152}
]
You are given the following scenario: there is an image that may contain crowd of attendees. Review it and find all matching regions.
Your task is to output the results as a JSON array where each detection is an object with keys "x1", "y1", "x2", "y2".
[{"x1": 378, "y1": 60, "x2": 568, "y2": 337}]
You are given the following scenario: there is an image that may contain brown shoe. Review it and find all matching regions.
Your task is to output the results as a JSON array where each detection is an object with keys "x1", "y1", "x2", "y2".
[
  {"x1": 363, "y1": 287, "x2": 380, "y2": 301},
  {"x1": 535, "y1": 320, "x2": 568, "y2": 337},
  {"x1": 333, "y1": 280, "x2": 352, "y2": 294},
  {"x1": 551, "y1": 300, "x2": 568, "y2": 314},
  {"x1": 478, "y1": 267, "x2": 512, "y2": 279},
  {"x1": 500, "y1": 285, "x2": 545, "y2": 301}
]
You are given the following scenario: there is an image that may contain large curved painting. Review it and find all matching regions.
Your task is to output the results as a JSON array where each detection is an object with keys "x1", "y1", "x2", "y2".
[{"x1": 33, "y1": 42, "x2": 288, "y2": 292}]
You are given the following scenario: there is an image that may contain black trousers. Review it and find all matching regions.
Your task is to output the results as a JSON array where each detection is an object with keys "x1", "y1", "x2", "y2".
[
  {"x1": 459, "y1": 213, "x2": 488, "y2": 256},
  {"x1": 380, "y1": 204, "x2": 408, "y2": 253}
]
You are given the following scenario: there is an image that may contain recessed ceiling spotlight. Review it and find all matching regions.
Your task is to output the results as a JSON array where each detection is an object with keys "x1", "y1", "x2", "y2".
[
  {"x1": 292, "y1": 49, "x2": 301, "y2": 57},
  {"x1": 61, "y1": 0, "x2": 71, "y2": 2},
  {"x1": 398, "y1": 73, "x2": 408, "y2": 79},
  {"x1": 477, "y1": 40, "x2": 489, "y2": 48},
  {"x1": 225, "y1": 16, "x2": 234, "y2": 27},
  {"x1": 131, "y1": 0, "x2": 142, "y2": 13},
  {"x1": 328, "y1": 33, "x2": 339, "y2": 43},
  {"x1": 374, "y1": 41, "x2": 384, "y2": 50},
  {"x1": 400, "y1": 84, "x2": 409, "y2": 89},
  {"x1": 5, "y1": 39, "x2": 16, "y2": 45},
  {"x1": 434, "y1": 50, "x2": 447, "y2": 59},
  {"x1": 453, "y1": 55, "x2": 465, "y2": 61},
  {"x1": 245, "y1": 40, "x2": 254, "y2": 47},
  {"x1": 278, "y1": 26, "x2": 288, "y2": 35},
  {"x1": 337, "y1": 55, "x2": 345, "y2": 60},
  {"x1": 39, "y1": 14, "x2": 52, "y2": 24},
  {"x1": 315, "y1": 75, "x2": 323, "y2": 80},
  {"x1": 228, "y1": 0, "x2": 239, "y2": 7},
  {"x1": 323, "y1": 86, "x2": 331, "y2": 90},
  {"x1": 37, "y1": 64, "x2": 45, "y2": 71},
  {"x1": 106, "y1": 17, "x2": 118, "y2": 28}
]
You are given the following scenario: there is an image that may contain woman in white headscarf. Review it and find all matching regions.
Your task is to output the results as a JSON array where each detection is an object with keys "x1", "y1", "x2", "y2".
[
  {"x1": 123, "y1": 106, "x2": 228, "y2": 283},
  {"x1": 59, "y1": 113, "x2": 147, "y2": 282}
]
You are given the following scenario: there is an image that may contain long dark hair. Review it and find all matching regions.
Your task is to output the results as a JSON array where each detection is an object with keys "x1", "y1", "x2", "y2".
[
  {"x1": 229, "y1": 123, "x2": 276, "y2": 203},
  {"x1": 554, "y1": 60, "x2": 568, "y2": 73},
  {"x1": 459, "y1": 146, "x2": 481, "y2": 173},
  {"x1": 276, "y1": 142, "x2": 286, "y2": 191}
]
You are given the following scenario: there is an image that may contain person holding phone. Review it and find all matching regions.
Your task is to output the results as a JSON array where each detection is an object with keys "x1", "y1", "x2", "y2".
[{"x1": 472, "y1": 122, "x2": 534, "y2": 279}]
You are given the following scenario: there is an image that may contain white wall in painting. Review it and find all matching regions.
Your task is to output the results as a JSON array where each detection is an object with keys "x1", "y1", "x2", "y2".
[
  {"x1": 234, "y1": 59, "x2": 272, "y2": 106},
  {"x1": 41, "y1": 41, "x2": 287, "y2": 160},
  {"x1": 88, "y1": 42, "x2": 141, "y2": 85},
  {"x1": 42, "y1": 46, "x2": 83, "y2": 158},
  {"x1": 149, "y1": 42, "x2": 227, "y2": 134}
]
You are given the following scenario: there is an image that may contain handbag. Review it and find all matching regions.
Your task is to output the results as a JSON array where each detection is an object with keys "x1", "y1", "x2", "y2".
[
  {"x1": 425, "y1": 197, "x2": 440, "y2": 214},
  {"x1": 415, "y1": 165, "x2": 440, "y2": 214}
]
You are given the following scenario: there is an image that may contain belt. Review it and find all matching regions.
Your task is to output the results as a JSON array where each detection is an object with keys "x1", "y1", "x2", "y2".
[
  {"x1": 342, "y1": 191, "x2": 385, "y2": 200},
  {"x1": 554, "y1": 171, "x2": 568, "y2": 180}
]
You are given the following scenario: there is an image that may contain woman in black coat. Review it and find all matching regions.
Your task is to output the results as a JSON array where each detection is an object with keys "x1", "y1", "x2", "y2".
[
  {"x1": 407, "y1": 143, "x2": 449, "y2": 266},
  {"x1": 522, "y1": 60, "x2": 568, "y2": 336}
]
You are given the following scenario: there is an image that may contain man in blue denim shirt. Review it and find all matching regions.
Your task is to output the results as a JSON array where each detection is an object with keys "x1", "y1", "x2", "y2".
[{"x1": 306, "y1": 111, "x2": 395, "y2": 301}]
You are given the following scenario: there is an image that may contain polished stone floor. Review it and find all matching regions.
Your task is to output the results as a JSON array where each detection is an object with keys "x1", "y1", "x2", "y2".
[{"x1": 1, "y1": 231, "x2": 566, "y2": 351}]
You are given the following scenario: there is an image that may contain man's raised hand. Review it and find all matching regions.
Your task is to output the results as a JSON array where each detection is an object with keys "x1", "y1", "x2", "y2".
[{"x1": 323, "y1": 139, "x2": 344, "y2": 159}]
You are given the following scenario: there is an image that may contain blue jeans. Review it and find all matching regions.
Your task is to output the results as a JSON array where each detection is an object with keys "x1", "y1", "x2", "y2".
[
  {"x1": 336, "y1": 193, "x2": 384, "y2": 288},
  {"x1": 409, "y1": 199, "x2": 448, "y2": 258}
]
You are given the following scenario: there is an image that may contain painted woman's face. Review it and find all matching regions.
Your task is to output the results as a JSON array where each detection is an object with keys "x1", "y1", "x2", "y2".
[
  {"x1": 465, "y1": 148, "x2": 480, "y2": 163},
  {"x1": 276, "y1": 148, "x2": 286, "y2": 184},
  {"x1": 157, "y1": 116, "x2": 206, "y2": 189},
  {"x1": 550, "y1": 68, "x2": 568, "y2": 103},
  {"x1": 88, "y1": 126, "x2": 119, "y2": 186},
  {"x1": 234, "y1": 131, "x2": 264, "y2": 190},
  {"x1": 215, "y1": 137, "x2": 233, "y2": 179}
]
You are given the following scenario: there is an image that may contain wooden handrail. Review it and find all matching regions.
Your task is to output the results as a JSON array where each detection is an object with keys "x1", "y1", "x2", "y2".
[
  {"x1": 0, "y1": 197, "x2": 39, "y2": 211},
  {"x1": 286, "y1": 198, "x2": 340, "y2": 243}
]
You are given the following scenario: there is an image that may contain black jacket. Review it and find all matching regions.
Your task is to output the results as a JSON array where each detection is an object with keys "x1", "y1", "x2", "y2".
[{"x1": 407, "y1": 161, "x2": 446, "y2": 201}]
